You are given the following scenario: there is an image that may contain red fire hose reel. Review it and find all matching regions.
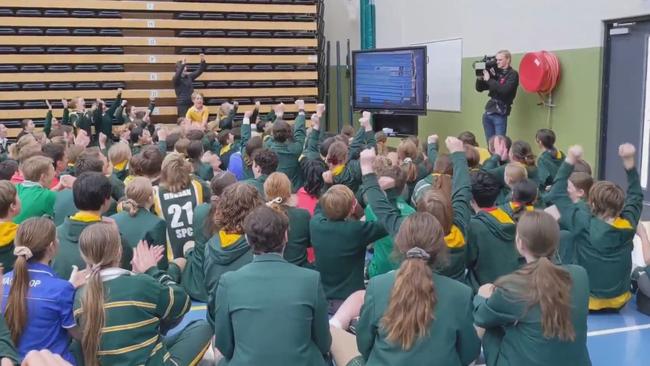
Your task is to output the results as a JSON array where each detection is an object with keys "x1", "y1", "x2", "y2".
[{"x1": 519, "y1": 51, "x2": 560, "y2": 94}]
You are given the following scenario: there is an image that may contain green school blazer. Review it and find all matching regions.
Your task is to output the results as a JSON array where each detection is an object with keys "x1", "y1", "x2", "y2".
[
  {"x1": 264, "y1": 114, "x2": 306, "y2": 192},
  {"x1": 111, "y1": 208, "x2": 169, "y2": 270},
  {"x1": 283, "y1": 206, "x2": 312, "y2": 267},
  {"x1": 213, "y1": 254, "x2": 330, "y2": 366},
  {"x1": 473, "y1": 264, "x2": 591, "y2": 366},
  {"x1": 242, "y1": 174, "x2": 268, "y2": 199},
  {"x1": 356, "y1": 271, "x2": 480, "y2": 366}
]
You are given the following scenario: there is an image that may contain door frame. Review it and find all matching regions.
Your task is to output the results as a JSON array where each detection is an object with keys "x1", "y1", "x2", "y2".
[{"x1": 599, "y1": 15, "x2": 650, "y2": 180}]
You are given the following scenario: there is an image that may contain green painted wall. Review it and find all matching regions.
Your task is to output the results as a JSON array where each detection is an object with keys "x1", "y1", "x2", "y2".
[{"x1": 328, "y1": 47, "x2": 603, "y2": 171}]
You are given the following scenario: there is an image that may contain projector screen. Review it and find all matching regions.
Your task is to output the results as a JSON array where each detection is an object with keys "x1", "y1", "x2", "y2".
[{"x1": 353, "y1": 46, "x2": 428, "y2": 115}]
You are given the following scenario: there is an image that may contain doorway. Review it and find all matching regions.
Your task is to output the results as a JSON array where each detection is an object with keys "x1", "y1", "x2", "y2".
[{"x1": 601, "y1": 17, "x2": 650, "y2": 217}]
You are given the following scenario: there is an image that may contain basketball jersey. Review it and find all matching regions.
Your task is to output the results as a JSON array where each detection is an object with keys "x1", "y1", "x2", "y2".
[{"x1": 153, "y1": 180, "x2": 204, "y2": 260}]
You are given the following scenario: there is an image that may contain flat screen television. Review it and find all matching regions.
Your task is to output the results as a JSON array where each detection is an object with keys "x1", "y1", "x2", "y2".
[{"x1": 353, "y1": 46, "x2": 427, "y2": 115}]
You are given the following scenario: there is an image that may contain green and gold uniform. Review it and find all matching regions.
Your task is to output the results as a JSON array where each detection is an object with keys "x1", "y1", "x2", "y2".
[
  {"x1": 73, "y1": 267, "x2": 212, "y2": 366},
  {"x1": 213, "y1": 254, "x2": 331, "y2": 366},
  {"x1": 92, "y1": 91, "x2": 121, "y2": 141},
  {"x1": 466, "y1": 207, "x2": 520, "y2": 292},
  {"x1": 0, "y1": 222, "x2": 18, "y2": 272},
  {"x1": 204, "y1": 231, "x2": 253, "y2": 327},
  {"x1": 309, "y1": 208, "x2": 387, "y2": 301},
  {"x1": 331, "y1": 127, "x2": 376, "y2": 194},
  {"x1": 362, "y1": 151, "x2": 472, "y2": 281},
  {"x1": 548, "y1": 161, "x2": 642, "y2": 310},
  {"x1": 242, "y1": 174, "x2": 268, "y2": 199},
  {"x1": 282, "y1": 206, "x2": 312, "y2": 267},
  {"x1": 474, "y1": 264, "x2": 590, "y2": 366},
  {"x1": 153, "y1": 180, "x2": 206, "y2": 260},
  {"x1": 53, "y1": 213, "x2": 133, "y2": 279},
  {"x1": 264, "y1": 113, "x2": 306, "y2": 192},
  {"x1": 111, "y1": 208, "x2": 169, "y2": 270},
  {"x1": 537, "y1": 149, "x2": 565, "y2": 188},
  {"x1": 356, "y1": 271, "x2": 480, "y2": 366},
  {"x1": 53, "y1": 188, "x2": 118, "y2": 227}
]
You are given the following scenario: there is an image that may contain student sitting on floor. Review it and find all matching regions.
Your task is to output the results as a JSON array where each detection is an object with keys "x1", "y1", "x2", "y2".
[
  {"x1": 152, "y1": 153, "x2": 208, "y2": 260},
  {"x1": 0, "y1": 182, "x2": 21, "y2": 272},
  {"x1": 2, "y1": 218, "x2": 81, "y2": 364},
  {"x1": 13, "y1": 156, "x2": 65, "y2": 224},
  {"x1": 485, "y1": 140, "x2": 542, "y2": 192},
  {"x1": 500, "y1": 179, "x2": 539, "y2": 222},
  {"x1": 474, "y1": 210, "x2": 591, "y2": 366},
  {"x1": 310, "y1": 184, "x2": 387, "y2": 313},
  {"x1": 265, "y1": 100, "x2": 307, "y2": 192},
  {"x1": 204, "y1": 183, "x2": 263, "y2": 326},
  {"x1": 107, "y1": 142, "x2": 132, "y2": 182},
  {"x1": 329, "y1": 212, "x2": 480, "y2": 366},
  {"x1": 265, "y1": 172, "x2": 312, "y2": 268},
  {"x1": 547, "y1": 144, "x2": 642, "y2": 311},
  {"x1": 535, "y1": 128, "x2": 566, "y2": 189},
  {"x1": 458, "y1": 130, "x2": 491, "y2": 164},
  {"x1": 53, "y1": 172, "x2": 133, "y2": 280},
  {"x1": 411, "y1": 135, "x2": 454, "y2": 206},
  {"x1": 466, "y1": 170, "x2": 520, "y2": 292},
  {"x1": 296, "y1": 158, "x2": 328, "y2": 216},
  {"x1": 213, "y1": 206, "x2": 331, "y2": 366},
  {"x1": 185, "y1": 92, "x2": 210, "y2": 128},
  {"x1": 74, "y1": 223, "x2": 212, "y2": 366},
  {"x1": 242, "y1": 148, "x2": 279, "y2": 199}
]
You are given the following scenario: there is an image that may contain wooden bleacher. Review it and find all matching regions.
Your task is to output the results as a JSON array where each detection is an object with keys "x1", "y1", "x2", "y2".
[{"x1": 0, "y1": 0, "x2": 322, "y2": 138}]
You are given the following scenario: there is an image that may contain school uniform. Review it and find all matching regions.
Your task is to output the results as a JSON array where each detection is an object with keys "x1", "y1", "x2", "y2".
[
  {"x1": 466, "y1": 208, "x2": 520, "y2": 292},
  {"x1": 283, "y1": 206, "x2": 312, "y2": 267},
  {"x1": 204, "y1": 232, "x2": 253, "y2": 327},
  {"x1": 309, "y1": 208, "x2": 387, "y2": 302},
  {"x1": 404, "y1": 155, "x2": 432, "y2": 202},
  {"x1": 242, "y1": 174, "x2": 268, "y2": 199},
  {"x1": 537, "y1": 149, "x2": 566, "y2": 188},
  {"x1": 53, "y1": 189, "x2": 118, "y2": 227},
  {"x1": 180, "y1": 203, "x2": 211, "y2": 302},
  {"x1": 68, "y1": 110, "x2": 93, "y2": 139},
  {"x1": 264, "y1": 113, "x2": 306, "y2": 192},
  {"x1": 93, "y1": 92, "x2": 121, "y2": 141},
  {"x1": 548, "y1": 162, "x2": 642, "y2": 310},
  {"x1": 0, "y1": 314, "x2": 19, "y2": 364},
  {"x1": 360, "y1": 152, "x2": 473, "y2": 281},
  {"x1": 366, "y1": 194, "x2": 415, "y2": 278},
  {"x1": 0, "y1": 137, "x2": 11, "y2": 161},
  {"x1": 194, "y1": 162, "x2": 214, "y2": 182},
  {"x1": 152, "y1": 180, "x2": 206, "y2": 260},
  {"x1": 355, "y1": 271, "x2": 480, "y2": 366},
  {"x1": 186, "y1": 106, "x2": 210, "y2": 125},
  {"x1": 111, "y1": 208, "x2": 168, "y2": 269},
  {"x1": 411, "y1": 141, "x2": 443, "y2": 205},
  {"x1": 477, "y1": 146, "x2": 491, "y2": 164},
  {"x1": 213, "y1": 254, "x2": 331, "y2": 366},
  {"x1": 0, "y1": 222, "x2": 18, "y2": 272},
  {"x1": 301, "y1": 127, "x2": 324, "y2": 162},
  {"x1": 331, "y1": 128, "x2": 376, "y2": 194},
  {"x1": 53, "y1": 213, "x2": 133, "y2": 280},
  {"x1": 112, "y1": 161, "x2": 129, "y2": 182},
  {"x1": 474, "y1": 264, "x2": 591, "y2": 366},
  {"x1": 483, "y1": 155, "x2": 542, "y2": 199},
  {"x1": 72, "y1": 267, "x2": 212, "y2": 366},
  {"x1": 2, "y1": 263, "x2": 76, "y2": 364}
]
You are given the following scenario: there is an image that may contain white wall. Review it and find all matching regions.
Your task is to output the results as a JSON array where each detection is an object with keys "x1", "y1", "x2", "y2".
[
  {"x1": 323, "y1": 0, "x2": 361, "y2": 63},
  {"x1": 375, "y1": 0, "x2": 650, "y2": 56}
]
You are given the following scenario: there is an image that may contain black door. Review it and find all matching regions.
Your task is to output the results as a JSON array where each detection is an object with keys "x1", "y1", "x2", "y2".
[{"x1": 601, "y1": 18, "x2": 650, "y2": 217}]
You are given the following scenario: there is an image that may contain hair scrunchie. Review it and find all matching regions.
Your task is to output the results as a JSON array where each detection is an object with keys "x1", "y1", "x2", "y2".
[
  {"x1": 13, "y1": 246, "x2": 33, "y2": 260},
  {"x1": 266, "y1": 197, "x2": 283, "y2": 206},
  {"x1": 405, "y1": 247, "x2": 430, "y2": 261}
]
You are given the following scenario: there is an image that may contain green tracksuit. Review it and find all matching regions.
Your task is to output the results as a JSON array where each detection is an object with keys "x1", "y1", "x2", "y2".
[
  {"x1": 331, "y1": 128, "x2": 376, "y2": 194},
  {"x1": 111, "y1": 208, "x2": 169, "y2": 270},
  {"x1": 537, "y1": 149, "x2": 566, "y2": 188},
  {"x1": 53, "y1": 189, "x2": 118, "y2": 227},
  {"x1": 548, "y1": 161, "x2": 642, "y2": 310},
  {"x1": 356, "y1": 271, "x2": 480, "y2": 366},
  {"x1": 474, "y1": 264, "x2": 591, "y2": 366},
  {"x1": 213, "y1": 254, "x2": 331, "y2": 366}
]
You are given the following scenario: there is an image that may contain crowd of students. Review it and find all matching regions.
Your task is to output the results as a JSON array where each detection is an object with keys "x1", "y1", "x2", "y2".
[{"x1": 0, "y1": 91, "x2": 648, "y2": 366}]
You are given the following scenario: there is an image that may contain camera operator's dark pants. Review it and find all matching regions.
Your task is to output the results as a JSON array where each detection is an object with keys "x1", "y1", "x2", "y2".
[
  {"x1": 177, "y1": 101, "x2": 192, "y2": 118},
  {"x1": 482, "y1": 112, "x2": 507, "y2": 144}
]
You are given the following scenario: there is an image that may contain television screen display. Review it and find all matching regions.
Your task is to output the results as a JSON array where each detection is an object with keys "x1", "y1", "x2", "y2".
[{"x1": 353, "y1": 46, "x2": 427, "y2": 115}]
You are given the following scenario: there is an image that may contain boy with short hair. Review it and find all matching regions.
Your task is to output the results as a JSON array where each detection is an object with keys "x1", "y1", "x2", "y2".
[
  {"x1": 243, "y1": 148, "x2": 279, "y2": 198},
  {"x1": 465, "y1": 170, "x2": 520, "y2": 292},
  {"x1": 13, "y1": 156, "x2": 58, "y2": 223},
  {"x1": 0, "y1": 181, "x2": 21, "y2": 271},
  {"x1": 310, "y1": 184, "x2": 387, "y2": 312},
  {"x1": 53, "y1": 172, "x2": 132, "y2": 279},
  {"x1": 551, "y1": 144, "x2": 642, "y2": 311}
]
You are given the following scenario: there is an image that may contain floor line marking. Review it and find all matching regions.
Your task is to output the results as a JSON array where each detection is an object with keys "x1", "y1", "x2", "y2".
[{"x1": 588, "y1": 323, "x2": 650, "y2": 337}]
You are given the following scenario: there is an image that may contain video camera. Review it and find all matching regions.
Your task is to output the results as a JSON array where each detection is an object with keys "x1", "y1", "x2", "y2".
[{"x1": 473, "y1": 55, "x2": 498, "y2": 77}]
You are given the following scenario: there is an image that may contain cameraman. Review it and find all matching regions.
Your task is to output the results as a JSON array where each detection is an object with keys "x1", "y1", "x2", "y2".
[{"x1": 475, "y1": 50, "x2": 519, "y2": 143}]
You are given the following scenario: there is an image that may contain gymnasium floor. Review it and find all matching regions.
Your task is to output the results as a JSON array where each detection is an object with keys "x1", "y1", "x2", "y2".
[{"x1": 176, "y1": 299, "x2": 650, "y2": 365}]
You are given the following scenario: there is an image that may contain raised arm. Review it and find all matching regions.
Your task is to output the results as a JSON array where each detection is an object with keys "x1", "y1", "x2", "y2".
[
  {"x1": 618, "y1": 143, "x2": 643, "y2": 226},
  {"x1": 360, "y1": 149, "x2": 404, "y2": 236},
  {"x1": 105, "y1": 88, "x2": 123, "y2": 118},
  {"x1": 44, "y1": 100, "x2": 53, "y2": 137},
  {"x1": 546, "y1": 146, "x2": 591, "y2": 230},
  {"x1": 219, "y1": 102, "x2": 238, "y2": 130},
  {"x1": 189, "y1": 54, "x2": 207, "y2": 80},
  {"x1": 173, "y1": 59, "x2": 185, "y2": 84},
  {"x1": 304, "y1": 110, "x2": 322, "y2": 158},
  {"x1": 349, "y1": 111, "x2": 373, "y2": 160},
  {"x1": 447, "y1": 137, "x2": 473, "y2": 235},
  {"x1": 290, "y1": 99, "x2": 307, "y2": 151},
  {"x1": 61, "y1": 99, "x2": 70, "y2": 125},
  {"x1": 426, "y1": 134, "x2": 439, "y2": 167}
]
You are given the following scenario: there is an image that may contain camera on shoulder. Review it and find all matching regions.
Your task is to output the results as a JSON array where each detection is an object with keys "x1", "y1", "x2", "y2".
[{"x1": 473, "y1": 55, "x2": 498, "y2": 77}]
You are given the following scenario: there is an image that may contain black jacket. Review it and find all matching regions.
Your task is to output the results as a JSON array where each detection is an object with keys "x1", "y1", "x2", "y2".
[
  {"x1": 173, "y1": 60, "x2": 207, "y2": 104},
  {"x1": 476, "y1": 67, "x2": 519, "y2": 116}
]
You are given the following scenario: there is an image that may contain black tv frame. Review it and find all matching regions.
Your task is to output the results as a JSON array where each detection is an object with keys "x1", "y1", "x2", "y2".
[{"x1": 352, "y1": 46, "x2": 428, "y2": 116}]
